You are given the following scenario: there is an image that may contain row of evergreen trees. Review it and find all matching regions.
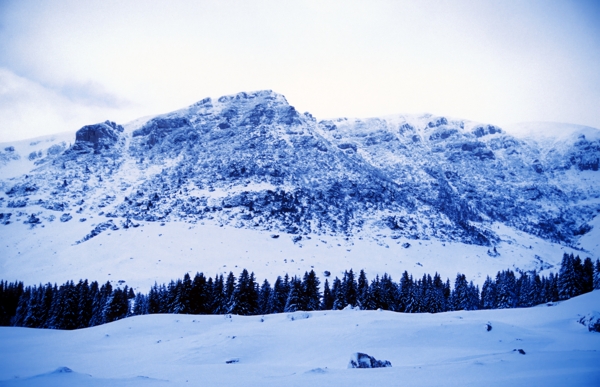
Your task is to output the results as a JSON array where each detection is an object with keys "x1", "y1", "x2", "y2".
[
  {"x1": 0, "y1": 280, "x2": 133, "y2": 329},
  {"x1": 1, "y1": 253, "x2": 598, "y2": 330}
]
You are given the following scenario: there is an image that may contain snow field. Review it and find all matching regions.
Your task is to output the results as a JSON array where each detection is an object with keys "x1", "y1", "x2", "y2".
[
  {"x1": 0, "y1": 218, "x2": 589, "y2": 292},
  {"x1": 0, "y1": 290, "x2": 599, "y2": 386}
]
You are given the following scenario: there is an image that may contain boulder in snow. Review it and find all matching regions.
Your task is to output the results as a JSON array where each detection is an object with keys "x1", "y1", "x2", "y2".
[
  {"x1": 52, "y1": 367, "x2": 74, "y2": 373},
  {"x1": 0, "y1": 213, "x2": 11, "y2": 225},
  {"x1": 348, "y1": 352, "x2": 392, "y2": 369},
  {"x1": 579, "y1": 312, "x2": 600, "y2": 333},
  {"x1": 24, "y1": 214, "x2": 40, "y2": 224}
]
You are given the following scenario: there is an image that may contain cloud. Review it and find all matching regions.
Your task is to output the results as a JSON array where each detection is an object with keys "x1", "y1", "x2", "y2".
[
  {"x1": 0, "y1": 0, "x2": 598, "y2": 141},
  {"x1": 57, "y1": 81, "x2": 132, "y2": 109},
  {"x1": 0, "y1": 68, "x2": 139, "y2": 142}
]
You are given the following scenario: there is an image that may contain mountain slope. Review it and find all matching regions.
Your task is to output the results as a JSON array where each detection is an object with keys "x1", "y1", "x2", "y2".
[{"x1": 0, "y1": 90, "x2": 598, "y2": 289}]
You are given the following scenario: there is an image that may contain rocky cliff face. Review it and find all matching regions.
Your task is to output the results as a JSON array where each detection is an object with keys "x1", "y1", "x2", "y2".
[
  {"x1": 70, "y1": 121, "x2": 124, "y2": 154},
  {"x1": 1, "y1": 90, "x2": 599, "y2": 247}
]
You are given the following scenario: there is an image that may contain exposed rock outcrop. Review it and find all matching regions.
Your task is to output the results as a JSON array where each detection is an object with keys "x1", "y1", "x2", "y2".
[{"x1": 348, "y1": 352, "x2": 392, "y2": 368}]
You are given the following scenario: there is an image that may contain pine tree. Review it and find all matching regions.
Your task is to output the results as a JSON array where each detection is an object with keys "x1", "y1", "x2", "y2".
[
  {"x1": 558, "y1": 253, "x2": 582, "y2": 300},
  {"x1": 481, "y1": 276, "x2": 496, "y2": 309},
  {"x1": 224, "y1": 271, "x2": 236, "y2": 307},
  {"x1": 467, "y1": 281, "x2": 480, "y2": 310},
  {"x1": 0, "y1": 281, "x2": 24, "y2": 326},
  {"x1": 321, "y1": 279, "x2": 333, "y2": 310},
  {"x1": 280, "y1": 274, "x2": 291, "y2": 309},
  {"x1": 127, "y1": 287, "x2": 135, "y2": 300},
  {"x1": 227, "y1": 269, "x2": 259, "y2": 315},
  {"x1": 331, "y1": 277, "x2": 345, "y2": 310},
  {"x1": 451, "y1": 273, "x2": 469, "y2": 311},
  {"x1": 173, "y1": 273, "x2": 192, "y2": 314},
  {"x1": 530, "y1": 272, "x2": 542, "y2": 306},
  {"x1": 166, "y1": 280, "x2": 179, "y2": 313},
  {"x1": 284, "y1": 277, "x2": 303, "y2": 312},
  {"x1": 23, "y1": 285, "x2": 45, "y2": 328},
  {"x1": 301, "y1": 270, "x2": 320, "y2": 311},
  {"x1": 428, "y1": 273, "x2": 445, "y2": 313},
  {"x1": 380, "y1": 274, "x2": 397, "y2": 311},
  {"x1": 189, "y1": 272, "x2": 209, "y2": 314},
  {"x1": 496, "y1": 270, "x2": 517, "y2": 309},
  {"x1": 582, "y1": 257, "x2": 594, "y2": 293},
  {"x1": 132, "y1": 292, "x2": 148, "y2": 315},
  {"x1": 46, "y1": 281, "x2": 79, "y2": 329},
  {"x1": 17, "y1": 286, "x2": 41, "y2": 328},
  {"x1": 364, "y1": 276, "x2": 381, "y2": 310},
  {"x1": 342, "y1": 269, "x2": 358, "y2": 307},
  {"x1": 594, "y1": 259, "x2": 600, "y2": 290},
  {"x1": 547, "y1": 273, "x2": 559, "y2": 302},
  {"x1": 147, "y1": 283, "x2": 161, "y2": 314},
  {"x1": 404, "y1": 278, "x2": 419, "y2": 313},
  {"x1": 420, "y1": 274, "x2": 433, "y2": 313},
  {"x1": 76, "y1": 280, "x2": 92, "y2": 328},
  {"x1": 62, "y1": 281, "x2": 79, "y2": 329},
  {"x1": 443, "y1": 278, "x2": 452, "y2": 310},
  {"x1": 211, "y1": 275, "x2": 226, "y2": 314},
  {"x1": 12, "y1": 286, "x2": 31, "y2": 327},
  {"x1": 398, "y1": 271, "x2": 412, "y2": 312},
  {"x1": 103, "y1": 288, "x2": 129, "y2": 323},
  {"x1": 356, "y1": 270, "x2": 369, "y2": 309},
  {"x1": 38, "y1": 283, "x2": 54, "y2": 328},
  {"x1": 258, "y1": 279, "x2": 272, "y2": 314},
  {"x1": 267, "y1": 276, "x2": 286, "y2": 313},
  {"x1": 517, "y1": 273, "x2": 531, "y2": 308}
]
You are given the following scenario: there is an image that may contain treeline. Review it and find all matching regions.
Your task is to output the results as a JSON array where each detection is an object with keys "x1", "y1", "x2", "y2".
[
  {"x1": 1, "y1": 253, "x2": 599, "y2": 330},
  {"x1": 0, "y1": 281, "x2": 133, "y2": 329}
]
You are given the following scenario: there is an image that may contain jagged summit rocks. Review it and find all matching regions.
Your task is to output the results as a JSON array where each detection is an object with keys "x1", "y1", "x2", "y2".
[
  {"x1": 1, "y1": 90, "x2": 599, "y2": 247},
  {"x1": 130, "y1": 90, "x2": 310, "y2": 156}
]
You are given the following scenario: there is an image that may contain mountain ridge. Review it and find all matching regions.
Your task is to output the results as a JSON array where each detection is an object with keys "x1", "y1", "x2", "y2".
[{"x1": 1, "y1": 90, "x2": 599, "y2": 249}]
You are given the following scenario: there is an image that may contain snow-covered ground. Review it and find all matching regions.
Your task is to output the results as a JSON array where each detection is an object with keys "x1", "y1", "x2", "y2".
[
  {"x1": 1, "y1": 290, "x2": 599, "y2": 386},
  {"x1": 0, "y1": 217, "x2": 590, "y2": 291},
  {"x1": 1, "y1": 102, "x2": 599, "y2": 385},
  {"x1": 0, "y1": 131, "x2": 74, "y2": 180}
]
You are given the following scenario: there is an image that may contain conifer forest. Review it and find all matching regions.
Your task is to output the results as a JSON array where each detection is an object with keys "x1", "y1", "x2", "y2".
[{"x1": 1, "y1": 253, "x2": 599, "y2": 330}]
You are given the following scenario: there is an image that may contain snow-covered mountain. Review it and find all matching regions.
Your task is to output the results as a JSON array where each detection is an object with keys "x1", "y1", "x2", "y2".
[{"x1": 0, "y1": 90, "x2": 598, "y2": 289}]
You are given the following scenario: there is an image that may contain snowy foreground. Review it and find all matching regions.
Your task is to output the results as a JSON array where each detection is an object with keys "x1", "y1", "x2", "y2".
[{"x1": 1, "y1": 291, "x2": 599, "y2": 386}]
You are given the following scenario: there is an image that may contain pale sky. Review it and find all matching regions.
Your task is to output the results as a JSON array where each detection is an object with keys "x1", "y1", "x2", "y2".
[{"x1": 0, "y1": 0, "x2": 599, "y2": 142}]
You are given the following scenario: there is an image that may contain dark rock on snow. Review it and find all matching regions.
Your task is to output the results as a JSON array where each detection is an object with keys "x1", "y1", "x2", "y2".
[
  {"x1": 348, "y1": 352, "x2": 392, "y2": 368},
  {"x1": 579, "y1": 312, "x2": 600, "y2": 333},
  {"x1": 70, "y1": 121, "x2": 124, "y2": 153}
]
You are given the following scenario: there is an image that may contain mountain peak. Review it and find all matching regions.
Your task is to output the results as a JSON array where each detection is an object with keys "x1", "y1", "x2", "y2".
[{"x1": 215, "y1": 89, "x2": 286, "y2": 104}]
